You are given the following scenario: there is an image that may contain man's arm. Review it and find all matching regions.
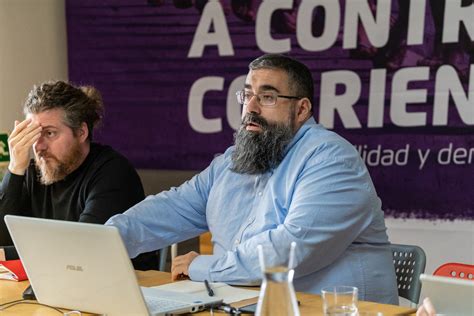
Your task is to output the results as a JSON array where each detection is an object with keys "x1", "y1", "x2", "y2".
[
  {"x1": 0, "y1": 170, "x2": 32, "y2": 245},
  {"x1": 106, "y1": 157, "x2": 217, "y2": 258},
  {"x1": 0, "y1": 119, "x2": 40, "y2": 245}
]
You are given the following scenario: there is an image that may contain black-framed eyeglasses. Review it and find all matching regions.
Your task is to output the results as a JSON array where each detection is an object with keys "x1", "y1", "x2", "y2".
[{"x1": 236, "y1": 90, "x2": 302, "y2": 107}]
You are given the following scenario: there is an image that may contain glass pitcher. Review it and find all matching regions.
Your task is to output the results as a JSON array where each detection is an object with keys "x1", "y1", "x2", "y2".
[{"x1": 255, "y1": 242, "x2": 300, "y2": 316}]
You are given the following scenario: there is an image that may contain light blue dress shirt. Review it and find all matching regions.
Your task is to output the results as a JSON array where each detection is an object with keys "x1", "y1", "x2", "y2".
[{"x1": 106, "y1": 117, "x2": 399, "y2": 304}]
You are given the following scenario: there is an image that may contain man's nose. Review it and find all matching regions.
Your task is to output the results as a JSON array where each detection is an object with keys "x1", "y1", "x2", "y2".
[
  {"x1": 244, "y1": 95, "x2": 261, "y2": 114},
  {"x1": 34, "y1": 135, "x2": 47, "y2": 152}
]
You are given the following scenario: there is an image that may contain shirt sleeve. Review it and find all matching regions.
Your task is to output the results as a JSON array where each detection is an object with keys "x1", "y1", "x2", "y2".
[
  {"x1": 189, "y1": 141, "x2": 382, "y2": 284},
  {"x1": 106, "y1": 159, "x2": 217, "y2": 258},
  {"x1": 0, "y1": 170, "x2": 31, "y2": 245},
  {"x1": 78, "y1": 156, "x2": 145, "y2": 225}
]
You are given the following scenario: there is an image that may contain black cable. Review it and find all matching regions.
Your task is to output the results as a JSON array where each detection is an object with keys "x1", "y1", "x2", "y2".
[
  {"x1": 0, "y1": 299, "x2": 24, "y2": 308},
  {"x1": 209, "y1": 302, "x2": 239, "y2": 315},
  {"x1": 208, "y1": 302, "x2": 255, "y2": 315}
]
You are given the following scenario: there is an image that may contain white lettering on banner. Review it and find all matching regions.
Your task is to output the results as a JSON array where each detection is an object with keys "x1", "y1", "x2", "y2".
[
  {"x1": 354, "y1": 143, "x2": 473, "y2": 168},
  {"x1": 442, "y1": 0, "x2": 474, "y2": 43},
  {"x1": 297, "y1": 0, "x2": 340, "y2": 52},
  {"x1": 343, "y1": 0, "x2": 391, "y2": 49},
  {"x1": 187, "y1": 66, "x2": 472, "y2": 133},
  {"x1": 188, "y1": 76, "x2": 245, "y2": 133},
  {"x1": 367, "y1": 69, "x2": 386, "y2": 128},
  {"x1": 406, "y1": 0, "x2": 426, "y2": 45},
  {"x1": 317, "y1": 65, "x2": 473, "y2": 129},
  {"x1": 433, "y1": 65, "x2": 474, "y2": 126},
  {"x1": 390, "y1": 67, "x2": 429, "y2": 127},
  {"x1": 417, "y1": 149, "x2": 431, "y2": 170},
  {"x1": 188, "y1": 0, "x2": 234, "y2": 58},
  {"x1": 319, "y1": 70, "x2": 362, "y2": 128},
  {"x1": 438, "y1": 143, "x2": 474, "y2": 165},
  {"x1": 226, "y1": 75, "x2": 246, "y2": 130},
  {"x1": 356, "y1": 144, "x2": 409, "y2": 167},
  {"x1": 256, "y1": 0, "x2": 293, "y2": 53},
  {"x1": 189, "y1": 0, "x2": 472, "y2": 56},
  {"x1": 188, "y1": 77, "x2": 224, "y2": 133}
]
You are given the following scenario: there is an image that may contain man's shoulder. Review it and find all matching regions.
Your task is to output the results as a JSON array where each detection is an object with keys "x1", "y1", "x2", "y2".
[
  {"x1": 90, "y1": 143, "x2": 130, "y2": 163},
  {"x1": 86, "y1": 143, "x2": 137, "y2": 174},
  {"x1": 79, "y1": 143, "x2": 143, "y2": 193},
  {"x1": 209, "y1": 146, "x2": 234, "y2": 166},
  {"x1": 299, "y1": 124, "x2": 356, "y2": 156}
]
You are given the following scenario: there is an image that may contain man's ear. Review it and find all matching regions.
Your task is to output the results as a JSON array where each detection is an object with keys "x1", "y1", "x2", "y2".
[
  {"x1": 77, "y1": 122, "x2": 89, "y2": 142},
  {"x1": 296, "y1": 98, "x2": 312, "y2": 123}
]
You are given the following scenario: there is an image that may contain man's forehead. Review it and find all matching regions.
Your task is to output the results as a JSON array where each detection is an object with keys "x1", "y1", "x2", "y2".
[
  {"x1": 245, "y1": 68, "x2": 289, "y2": 91},
  {"x1": 26, "y1": 108, "x2": 67, "y2": 127}
]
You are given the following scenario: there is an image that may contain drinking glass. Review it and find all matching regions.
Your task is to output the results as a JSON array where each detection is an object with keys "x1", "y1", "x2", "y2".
[{"x1": 321, "y1": 286, "x2": 358, "y2": 316}]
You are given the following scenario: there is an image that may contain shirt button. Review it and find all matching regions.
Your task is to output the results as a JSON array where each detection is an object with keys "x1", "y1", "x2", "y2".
[
  {"x1": 235, "y1": 239, "x2": 240, "y2": 245},
  {"x1": 258, "y1": 192, "x2": 262, "y2": 196}
]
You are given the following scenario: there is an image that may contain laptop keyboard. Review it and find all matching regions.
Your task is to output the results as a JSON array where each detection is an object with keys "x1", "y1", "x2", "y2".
[{"x1": 144, "y1": 296, "x2": 190, "y2": 313}]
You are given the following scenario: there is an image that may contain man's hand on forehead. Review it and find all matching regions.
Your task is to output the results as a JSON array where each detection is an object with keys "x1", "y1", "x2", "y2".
[{"x1": 7, "y1": 118, "x2": 42, "y2": 175}]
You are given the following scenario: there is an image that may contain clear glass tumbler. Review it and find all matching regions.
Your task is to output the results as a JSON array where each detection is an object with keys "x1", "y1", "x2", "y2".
[{"x1": 321, "y1": 286, "x2": 358, "y2": 316}]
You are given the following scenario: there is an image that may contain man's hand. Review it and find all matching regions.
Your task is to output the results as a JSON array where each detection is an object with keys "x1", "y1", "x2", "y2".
[
  {"x1": 416, "y1": 297, "x2": 436, "y2": 316},
  {"x1": 171, "y1": 251, "x2": 199, "y2": 281},
  {"x1": 8, "y1": 119, "x2": 42, "y2": 175}
]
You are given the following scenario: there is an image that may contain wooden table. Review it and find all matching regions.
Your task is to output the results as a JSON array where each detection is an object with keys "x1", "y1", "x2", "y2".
[{"x1": 0, "y1": 270, "x2": 416, "y2": 315}]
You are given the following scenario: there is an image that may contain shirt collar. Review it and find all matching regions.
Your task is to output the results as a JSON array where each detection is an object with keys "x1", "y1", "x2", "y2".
[{"x1": 283, "y1": 117, "x2": 318, "y2": 156}]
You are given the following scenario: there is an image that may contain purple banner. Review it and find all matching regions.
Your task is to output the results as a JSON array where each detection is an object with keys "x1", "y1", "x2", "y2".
[{"x1": 66, "y1": 0, "x2": 473, "y2": 219}]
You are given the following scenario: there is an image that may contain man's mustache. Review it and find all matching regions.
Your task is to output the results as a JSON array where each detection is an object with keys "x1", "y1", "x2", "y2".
[
  {"x1": 36, "y1": 152, "x2": 57, "y2": 161},
  {"x1": 242, "y1": 113, "x2": 268, "y2": 129}
]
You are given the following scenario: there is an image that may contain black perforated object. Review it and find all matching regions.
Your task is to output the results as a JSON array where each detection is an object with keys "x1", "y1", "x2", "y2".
[{"x1": 390, "y1": 243, "x2": 426, "y2": 305}]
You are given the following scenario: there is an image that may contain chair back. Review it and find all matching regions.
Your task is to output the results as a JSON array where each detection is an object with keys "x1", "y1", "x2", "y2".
[
  {"x1": 433, "y1": 262, "x2": 474, "y2": 280},
  {"x1": 390, "y1": 243, "x2": 426, "y2": 305}
]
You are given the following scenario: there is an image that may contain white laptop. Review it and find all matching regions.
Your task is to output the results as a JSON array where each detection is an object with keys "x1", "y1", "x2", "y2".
[
  {"x1": 5, "y1": 215, "x2": 222, "y2": 316},
  {"x1": 419, "y1": 273, "x2": 474, "y2": 316}
]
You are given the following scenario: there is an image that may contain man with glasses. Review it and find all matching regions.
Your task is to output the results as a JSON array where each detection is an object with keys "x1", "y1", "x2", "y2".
[{"x1": 107, "y1": 54, "x2": 398, "y2": 304}]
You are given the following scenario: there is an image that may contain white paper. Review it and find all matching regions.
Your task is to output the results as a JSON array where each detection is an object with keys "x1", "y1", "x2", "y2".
[
  {"x1": 0, "y1": 264, "x2": 17, "y2": 281},
  {"x1": 149, "y1": 280, "x2": 259, "y2": 303}
]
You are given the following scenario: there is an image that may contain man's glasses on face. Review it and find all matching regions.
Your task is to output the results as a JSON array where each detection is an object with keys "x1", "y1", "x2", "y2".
[{"x1": 236, "y1": 90, "x2": 302, "y2": 107}]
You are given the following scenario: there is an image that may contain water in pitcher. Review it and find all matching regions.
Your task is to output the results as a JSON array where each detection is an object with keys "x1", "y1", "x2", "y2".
[{"x1": 255, "y1": 243, "x2": 300, "y2": 316}]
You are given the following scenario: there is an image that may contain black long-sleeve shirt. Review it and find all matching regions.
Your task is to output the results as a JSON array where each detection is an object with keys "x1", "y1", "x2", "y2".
[{"x1": 0, "y1": 143, "x2": 145, "y2": 246}]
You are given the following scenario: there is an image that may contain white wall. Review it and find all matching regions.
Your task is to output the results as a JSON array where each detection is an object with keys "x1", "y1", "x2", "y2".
[
  {"x1": 0, "y1": 0, "x2": 68, "y2": 133},
  {"x1": 387, "y1": 218, "x2": 474, "y2": 274}
]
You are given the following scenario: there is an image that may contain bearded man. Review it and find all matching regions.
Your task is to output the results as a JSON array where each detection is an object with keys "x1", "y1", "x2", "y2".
[
  {"x1": 0, "y1": 81, "x2": 146, "y2": 264},
  {"x1": 106, "y1": 54, "x2": 399, "y2": 304}
]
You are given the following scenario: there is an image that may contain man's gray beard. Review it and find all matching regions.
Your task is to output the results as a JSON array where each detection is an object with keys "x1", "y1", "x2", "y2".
[
  {"x1": 35, "y1": 144, "x2": 82, "y2": 185},
  {"x1": 231, "y1": 112, "x2": 296, "y2": 174}
]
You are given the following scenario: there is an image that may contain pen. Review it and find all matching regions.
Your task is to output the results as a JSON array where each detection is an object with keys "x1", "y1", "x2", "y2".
[{"x1": 204, "y1": 279, "x2": 214, "y2": 297}]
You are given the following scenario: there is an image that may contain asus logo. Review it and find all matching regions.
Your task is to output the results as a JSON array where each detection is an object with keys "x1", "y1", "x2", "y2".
[{"x1": 66, "y1": 265, "x2": 84, "y2": 272}]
